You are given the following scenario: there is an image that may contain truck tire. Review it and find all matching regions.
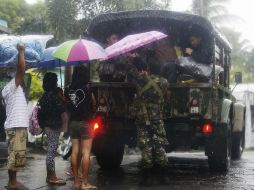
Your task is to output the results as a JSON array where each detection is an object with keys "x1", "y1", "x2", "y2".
[
  {"x1": 231, "y1": 130, "x2": 245, "y2": 160},
  {"x1": 93, "y1": 134, "x2": 124, "y2": 169},
  {"x1": 208, "y1": 122, "x2": 231, "y2": 172}
]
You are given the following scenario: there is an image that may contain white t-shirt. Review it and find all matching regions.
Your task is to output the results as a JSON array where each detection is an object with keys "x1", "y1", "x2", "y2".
[{"x1": 1, "y1": 79, "x2": 29, "y2": 129}]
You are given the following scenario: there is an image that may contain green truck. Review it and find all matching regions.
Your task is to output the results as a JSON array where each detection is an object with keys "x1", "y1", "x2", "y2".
[{"x1": 88, "y1": 10, "x2": 245, "y2": 172}]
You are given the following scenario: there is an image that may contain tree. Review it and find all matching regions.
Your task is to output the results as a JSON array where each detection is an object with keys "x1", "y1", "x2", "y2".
[
  {"x1": 18, "y1": 2, "x2": 48, "y2": 34},
  {"x1": 191, "y1": 0, "x2": 242, "y2": 27},
  {"x1": 0, "y1": 0, "x2": 27, "y2": 32},
  {"x1": 192, "y1": 0, "x2": 229, "y2": 18},
  {"x1": 78, "y1": 0, "x2": 171, "y2": 25},
  {"x1": 230, "y1": 65, "x2": 253, "y2": 83},
  {"x1": 219, "y1": 27, "x2": 254, "y2": 82},
  {"x1": 46, "y1": 0, "x2": 79, "y2": 43}
]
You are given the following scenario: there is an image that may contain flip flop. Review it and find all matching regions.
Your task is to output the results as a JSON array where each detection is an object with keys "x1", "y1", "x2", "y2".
[
  {"x1": 46, "y1": 178, "x2": 66, "y2": 186},
  {"x1": 5, "y1": 186, "x2": 16, "y2": 190},
  {"x1": 5, "y1": 185, "x2": 29, "y2": 190},
  {"x1": 81, "y1": 183, "x2": 97, "y2": 189},
  {"x1": 72, "y1": 184, "x2": 81, "y2": 190}
]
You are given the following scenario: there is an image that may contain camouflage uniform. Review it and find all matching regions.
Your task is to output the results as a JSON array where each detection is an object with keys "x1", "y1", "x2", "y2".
[{"x1": 128, "y1": 67, "x2": 169, "y2": 169}]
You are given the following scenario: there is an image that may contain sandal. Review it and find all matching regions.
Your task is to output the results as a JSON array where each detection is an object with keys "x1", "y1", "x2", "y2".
[
  {"x1": 5, "y1": 185, "x2": 29, "y2": 190},
  {"x1": 81, "y1": 183, "x2": 97, "y2": 189},
  {"x1": 5, "y1": 182, "x2": 29, "y2": 190},
  {"x1": 46, "y1": 178, "x2": 66, "y2": 186}
]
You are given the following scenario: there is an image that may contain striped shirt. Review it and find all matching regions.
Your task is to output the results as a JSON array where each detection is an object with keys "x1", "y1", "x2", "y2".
[{"x1": 1, "y1": 79, "x2": 29, "y2": 129}]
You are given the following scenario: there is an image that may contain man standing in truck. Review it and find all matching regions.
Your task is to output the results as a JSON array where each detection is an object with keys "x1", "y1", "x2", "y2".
[{"x1": 127, "y1": 61, "x2": 170, "y2": 171}]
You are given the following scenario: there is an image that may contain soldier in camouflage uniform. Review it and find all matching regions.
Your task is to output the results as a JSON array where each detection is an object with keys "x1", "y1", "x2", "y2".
[{"x1": 127, "y1": 64, "x2": 170, "y2": 170}]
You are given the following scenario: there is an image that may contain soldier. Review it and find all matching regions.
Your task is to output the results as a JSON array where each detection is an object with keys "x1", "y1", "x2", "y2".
[{"x1": 127, "y1": 62, "x2": 170, "y2": 171}]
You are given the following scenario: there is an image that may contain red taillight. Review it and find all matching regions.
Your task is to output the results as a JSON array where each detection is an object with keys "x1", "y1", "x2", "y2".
[
  {"x1": 99, "y1": 97, "x2": 106, "y2": 105},
  {"x1": 192, "y1": 99, "x2": 198, "y2": 106},
  {"x1": 93, "y1": 122, "x2": 99, "y2": 130},
  {"x1": 90, "y1": 116, "x2": 102, "y2": 131},
  {"x1": 202, "y1": 123, "x2": 213, "y2": 134}
]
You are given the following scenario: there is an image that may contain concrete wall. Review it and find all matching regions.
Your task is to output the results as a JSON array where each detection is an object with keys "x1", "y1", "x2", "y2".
[{"x1": 233, "y1": 84, "x2": 254, "y2": 148}]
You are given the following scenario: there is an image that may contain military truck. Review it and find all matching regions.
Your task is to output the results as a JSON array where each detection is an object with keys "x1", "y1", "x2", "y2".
[{"x1": 87, "y1": 10, "x2": 245, "y2": 172}]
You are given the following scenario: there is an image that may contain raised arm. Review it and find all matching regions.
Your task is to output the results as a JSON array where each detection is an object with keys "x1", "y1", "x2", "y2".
[{"x1": 15, "y1": 43, "x2": 26, "y2": 87}]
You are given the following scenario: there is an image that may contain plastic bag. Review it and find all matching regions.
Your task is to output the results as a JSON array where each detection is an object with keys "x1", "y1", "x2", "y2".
[
  {"x1": 0, "y1": 35, "x2": 53, "y2": 67},
  {"x1": 176, "y1": 57, "x2": 213, "y2": 82}
]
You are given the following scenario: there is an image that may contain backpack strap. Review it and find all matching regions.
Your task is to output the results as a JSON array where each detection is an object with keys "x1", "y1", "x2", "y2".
[{"x1": 138, "y1": 75, "x2": 164, "y2": 99}]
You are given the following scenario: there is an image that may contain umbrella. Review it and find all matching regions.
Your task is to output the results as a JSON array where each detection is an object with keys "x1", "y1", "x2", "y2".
[
  {"x1": 52, "y1": 38, "x2": 107, "y2": 62},
  {"x1": 37, "y1": 47, "x2": 66, "y2": 68},
  {"x1": 105, "y1": 31, "x2": 167, "y2": 59}
]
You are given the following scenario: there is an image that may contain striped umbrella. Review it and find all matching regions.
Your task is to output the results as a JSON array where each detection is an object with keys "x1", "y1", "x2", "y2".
[{"x1": 52, "y1": 38, "x2": 107, "y2": 62}]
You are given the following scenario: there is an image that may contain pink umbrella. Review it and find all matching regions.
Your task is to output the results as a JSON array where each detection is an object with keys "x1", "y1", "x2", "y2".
[{"x1": 105, "y1": 31, "x2": 168, "y2": 59}]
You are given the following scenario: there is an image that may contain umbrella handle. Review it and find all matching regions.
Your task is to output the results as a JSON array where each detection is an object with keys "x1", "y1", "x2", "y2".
[{"x1": 58, "y1": 59, "x2": 63, "y2": 88}]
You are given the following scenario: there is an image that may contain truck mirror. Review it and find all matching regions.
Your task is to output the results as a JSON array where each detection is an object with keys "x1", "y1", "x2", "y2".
[{"x1": 235, "y1": 72, "x2": 242, "y2": 84}]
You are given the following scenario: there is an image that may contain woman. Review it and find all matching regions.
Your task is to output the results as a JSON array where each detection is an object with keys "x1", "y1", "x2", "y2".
[
  {"x1": 39, "y1": 72, "x2": 68, "y2": 185},
  {"x1": 65, "y1": 65, "x2": 97, "y2": 189}
]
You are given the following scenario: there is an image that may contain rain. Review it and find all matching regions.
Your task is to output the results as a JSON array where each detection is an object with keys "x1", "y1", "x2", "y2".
[{"x1": 1, "y1": 0, "x2": 254, "y2": 190}]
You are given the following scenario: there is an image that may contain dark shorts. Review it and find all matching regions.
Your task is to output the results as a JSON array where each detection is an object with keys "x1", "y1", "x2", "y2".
[{"x1": 69, "y1": 121, "x2": 93, "y2": 140}]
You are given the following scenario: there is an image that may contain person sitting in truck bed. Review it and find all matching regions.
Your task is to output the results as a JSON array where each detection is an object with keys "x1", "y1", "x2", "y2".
[
  {"x1": 148, "y1": 37, "x2": 182, "y2": 83},
  {"x1": 184, "y1": 33, "x2": 213, "y2": 65},
  {"x1": 98, "y1": 32, "x2": 129, "y2": 82}
]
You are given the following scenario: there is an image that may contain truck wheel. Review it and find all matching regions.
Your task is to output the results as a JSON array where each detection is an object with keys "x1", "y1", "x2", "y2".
[
  {"x1": 93, "y1": 135, "x2": 124, "y2": 169},
  {"x1": 208, "y1": 122, "x2": 231, "y2": 172},
  {"x1": 231, "y1": 130, "x2": 245, "y2": 160}
]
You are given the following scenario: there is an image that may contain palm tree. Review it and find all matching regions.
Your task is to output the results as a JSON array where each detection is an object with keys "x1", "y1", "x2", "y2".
[
  {"x1": 192, "y1": 0, "x2": 242, "y2": 26},
  {"x1": 192, "y1": 0, "x2": 229, "y2": 17}
]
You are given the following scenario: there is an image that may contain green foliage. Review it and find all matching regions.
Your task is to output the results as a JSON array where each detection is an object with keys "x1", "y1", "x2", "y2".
[
  {"x1": 26, "y1": 70, "x2": 43, "y2": 101},
  {"x1": 220, "y1": 27, "x2": 254, "y2": 82},
  {"x1": 230, "y1": 65, "x2": 254, "y2": 83},
  {"x1": 46, "y1": 0, "x2": 79, "y2": 43},
  {"x1": 192, "y1": 1, "x2": 254, "y2": 83},
  {"x1": 0, "y1": 0, "x2": 27, "y2": 32},
  {"x1": 1, "y1": 0, "x2": 172, "y2": 42},
  {"x1": 192, "y1": 0, "x2": 229, "y2": 21},
  {"x1": 78, "y1": 0, "x2": 171, "y2": 26},
  {"x1": 18, "y1": 1, "x2": 49, "y2": 34},
  {"x1": 0, "y1": 0, "x2": 49, "y2": 34}
]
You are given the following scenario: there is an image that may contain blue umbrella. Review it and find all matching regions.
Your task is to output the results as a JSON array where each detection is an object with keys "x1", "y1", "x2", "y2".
[
  {"x1": 37, "y1": 47, "x2": 68, "y2": 87},
  {"x1": 37, "y1": 46, "x2": 84, "y2": 68},
  {"x1": 37, "y1": 47, "x2": 83, "y2": 87},
  {"x1": 37, "y1": 47, "x2": 65, "y2": 68}
]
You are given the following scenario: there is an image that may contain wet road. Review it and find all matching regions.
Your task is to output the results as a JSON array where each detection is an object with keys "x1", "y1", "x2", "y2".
[{"x1": 1, "y1": 150, "x2": 254, "y2": 190}]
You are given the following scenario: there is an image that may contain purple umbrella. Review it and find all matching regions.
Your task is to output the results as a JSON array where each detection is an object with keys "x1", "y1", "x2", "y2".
[{"x1": 105, "y1": 31, "x2": 168, "y2": 59}]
